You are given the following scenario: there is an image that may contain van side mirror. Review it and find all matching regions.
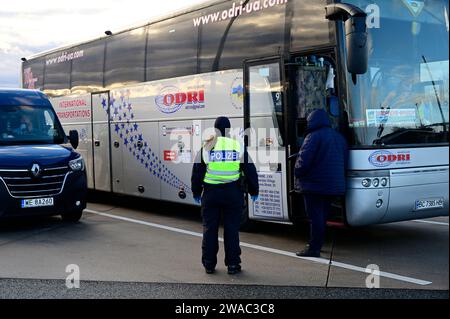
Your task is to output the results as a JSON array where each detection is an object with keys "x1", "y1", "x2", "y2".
[
  {"x1": 325, "y1": 3, "x2": 368, "y2": 76},
  {"x1": 69, "y1": 130, "x2": 79, "y2": 150}
]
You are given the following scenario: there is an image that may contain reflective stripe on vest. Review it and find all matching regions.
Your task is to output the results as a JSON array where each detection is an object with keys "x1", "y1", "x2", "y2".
[{"x1": 203, "y1": 137, "x2": 241, "y2": 185}]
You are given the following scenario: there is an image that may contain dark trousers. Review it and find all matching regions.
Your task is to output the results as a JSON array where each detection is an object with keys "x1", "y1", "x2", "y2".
[
  {"x1": 303, "y1": 194, "x2": 333, "y2": 252},
  {"x1": 201, "y1": 183, "x2": 244, "y2": 269}
]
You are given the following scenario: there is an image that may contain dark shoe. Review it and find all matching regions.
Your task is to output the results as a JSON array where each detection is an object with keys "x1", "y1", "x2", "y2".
[
  {"x1": 227, "y1": 265, "x2": 242, "y2": 275},
  {"x1": 205, "y1": 267, "x2": 215, "y2": 274},
  {"x1": 296, "y1": 248, "x2": 320, "y2": 258}
]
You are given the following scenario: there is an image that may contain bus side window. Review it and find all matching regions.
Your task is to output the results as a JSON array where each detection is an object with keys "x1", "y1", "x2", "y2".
[
  {"x1": 296, "y1": 58, "x2": 328, "y2": 119},
  {"x1": 294, "y1": 55, "x2": 339, "y2": 146}
]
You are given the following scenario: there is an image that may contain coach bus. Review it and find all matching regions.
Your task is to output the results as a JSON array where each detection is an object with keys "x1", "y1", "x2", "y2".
[{"x1": 21, "y1": 0, "x2": 449, "y2": 226}]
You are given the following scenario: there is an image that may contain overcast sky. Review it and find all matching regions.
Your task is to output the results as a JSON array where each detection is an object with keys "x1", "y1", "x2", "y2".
[{"x1": 0, "y1": 0, "x2": 207, "y2": 88}]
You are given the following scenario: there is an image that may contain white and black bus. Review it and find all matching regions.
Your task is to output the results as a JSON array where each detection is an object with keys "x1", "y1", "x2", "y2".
[{"x1": 21, "y1": 0, "x2": 449, "y2": 226}]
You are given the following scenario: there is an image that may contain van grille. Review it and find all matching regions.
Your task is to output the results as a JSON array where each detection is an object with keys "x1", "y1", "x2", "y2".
[{"x1": 0, "y1": 166, "x2": 71, "y2": 198}]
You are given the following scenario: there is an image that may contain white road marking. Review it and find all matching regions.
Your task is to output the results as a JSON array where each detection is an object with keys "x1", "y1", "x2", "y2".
[
  {"x1": 85, "y1": 209, "x2": 433, "y2": 286},
  {"x1": 412, "y1": 220, "x2": 449, "y2": 226}
]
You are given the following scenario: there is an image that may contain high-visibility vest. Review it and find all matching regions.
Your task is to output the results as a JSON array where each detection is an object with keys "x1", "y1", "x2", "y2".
[{"x1": 203, "y1": 136, "x2": 242, "y2": 185}]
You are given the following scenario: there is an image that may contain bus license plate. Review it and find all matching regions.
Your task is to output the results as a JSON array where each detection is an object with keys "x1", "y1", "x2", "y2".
[
  {"x1": 415, "y1": 198, "x2": 444, "y2": 211},
  {"x1": 21, "y1": 198, "x2": 54, "y2": 209}
]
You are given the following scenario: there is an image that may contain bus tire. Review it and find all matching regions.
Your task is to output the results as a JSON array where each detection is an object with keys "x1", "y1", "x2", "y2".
[{"x1": 61, "y1": 209, "x2": 83, "y2": 222}]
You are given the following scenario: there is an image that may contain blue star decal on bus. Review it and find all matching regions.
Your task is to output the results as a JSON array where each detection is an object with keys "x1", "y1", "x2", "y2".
[
  {"x1": 108, "y1": 91, "x2": 191, "y2": 193},
  {"x1": 232, "y1": 84, "x2": 244, "y2": 98}
]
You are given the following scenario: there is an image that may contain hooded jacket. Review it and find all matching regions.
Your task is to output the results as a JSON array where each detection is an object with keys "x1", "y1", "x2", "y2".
[{"x1": 295, "y1": 109, "x2": 348, "y2": 195}]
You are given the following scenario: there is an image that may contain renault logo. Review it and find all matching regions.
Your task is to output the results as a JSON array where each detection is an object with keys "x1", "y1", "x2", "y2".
[{"x1": 31, "y1": 164, "x2": 41, "y2": 178}]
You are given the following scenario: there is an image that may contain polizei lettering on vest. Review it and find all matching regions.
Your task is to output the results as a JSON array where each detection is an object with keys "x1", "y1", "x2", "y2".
[{"x1": 209, "y1": 150, "x2": 239, "y2": 162}]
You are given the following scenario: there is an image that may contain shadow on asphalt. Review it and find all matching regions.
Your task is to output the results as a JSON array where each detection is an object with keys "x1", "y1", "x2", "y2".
[
  {"x1": 86, "y1": 190, "x2": 312, "y2": 238},
  {"x1": 86, "y1": 190, "x2": 449, "y2": 254},
  {"x1": 1, "y1": 190, "x2": 446, "y2": 251},
  {"x1": 0, "y1": 216, "x2": 62, "y2": 233}
]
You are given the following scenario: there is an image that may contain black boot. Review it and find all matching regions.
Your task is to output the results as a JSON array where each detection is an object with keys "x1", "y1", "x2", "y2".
[
  {"x1": 205, "y1": 267, "x2": 215, "y2": 274},
  {"x1": 296, "y1": 247, "x2": 320, "y2": 258},
  {"x1": 227, "y1": 265, "x2": 242, "y2": 275}
]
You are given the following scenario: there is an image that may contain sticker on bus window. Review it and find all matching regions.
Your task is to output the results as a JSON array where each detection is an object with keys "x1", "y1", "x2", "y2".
[
  {"x1": 252, "y1": 172, "x2": 283, "y2": 218},
  {"x1": 366, "y1": 109, "x2": 417, "y2": 127},
  {"x1": 401, "y1": 0, "x2": 425, "y2": 17}
]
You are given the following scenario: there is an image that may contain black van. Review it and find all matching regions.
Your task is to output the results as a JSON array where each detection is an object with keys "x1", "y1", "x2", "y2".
[{"x1": 0, "y1": 89, "x2": 87, "y2": 221}]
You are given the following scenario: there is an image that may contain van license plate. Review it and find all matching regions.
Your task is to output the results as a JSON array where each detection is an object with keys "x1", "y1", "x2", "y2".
[
  {"x1": 415, "y1": 198, "x2": 444, "y2": 211},
  {"x1": 21, "y1": 198, "x2": 54, "y2": 208}
]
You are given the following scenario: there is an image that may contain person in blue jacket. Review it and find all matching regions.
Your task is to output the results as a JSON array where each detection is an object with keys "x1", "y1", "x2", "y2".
[{"x1": 295, "y1": 109, "x2": 348, "y2": 257}]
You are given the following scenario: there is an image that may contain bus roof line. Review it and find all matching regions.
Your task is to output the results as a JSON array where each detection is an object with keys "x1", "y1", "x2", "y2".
[{"x1": 25, "y1": 0, "x2": 227, "y2": 61}]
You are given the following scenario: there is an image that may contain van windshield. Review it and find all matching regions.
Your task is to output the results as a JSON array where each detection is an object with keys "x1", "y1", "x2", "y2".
[{"x1": 0, "y1": 105, "x2": 66, "y2": 145}]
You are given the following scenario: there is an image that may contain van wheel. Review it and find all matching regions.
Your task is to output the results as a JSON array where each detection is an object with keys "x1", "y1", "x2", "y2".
[{"x1": 61, "y1": 210, "x2": 83, "y2": 222}]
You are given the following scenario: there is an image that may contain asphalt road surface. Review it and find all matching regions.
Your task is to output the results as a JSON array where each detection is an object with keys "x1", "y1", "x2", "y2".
[{"x1": 0, "y1": 194, "x2": 448, "y2": 299}]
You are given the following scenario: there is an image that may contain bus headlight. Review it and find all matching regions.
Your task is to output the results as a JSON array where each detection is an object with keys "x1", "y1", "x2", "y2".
[
  {"x1": 372, "y1": 178, "x2": 380, "y2": 188},
  {"x1": 362, "y1": 179, "x2": 371, "y2": 187},
  {"x1": 381, "y1": 178, "x2": 388, "y2": 187},
  {"x1": 69, "y1": 157, "x2": 85, "y2": 172}
]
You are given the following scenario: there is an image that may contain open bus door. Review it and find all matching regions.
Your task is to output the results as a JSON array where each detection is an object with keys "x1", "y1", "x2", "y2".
[
  {"x1": 244, "y1": 57, "x2": 291, "y2": 223},
  {"x1": 285, "y1": 51, "x2": 346, "y2": 224},
  {"x1": 244, "y1": 52, "x2": 343, "y2": 225}
]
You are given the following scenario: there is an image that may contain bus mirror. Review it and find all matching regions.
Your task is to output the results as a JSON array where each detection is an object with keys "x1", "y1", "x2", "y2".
[
  {"x1": 325, "y1": 3, "x2": 368, "y2": 75},
  {"x1": 69, "y1": 130, "x2": 79, "y2": 150},
  {"x1": 345, "y1": 16, "x2": 368, "y2": 75}
]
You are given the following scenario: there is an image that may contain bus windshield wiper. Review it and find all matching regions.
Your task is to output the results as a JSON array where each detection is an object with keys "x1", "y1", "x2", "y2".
[
  {"x1": 374, "y1": 106, "x2": 390, "y2": 143},
  {"x1": 422, "y1": 55, "x2": 447, "y2": 132},
  {"x1": 372, "y1": 124, "x2": 447, "y2": 145}
]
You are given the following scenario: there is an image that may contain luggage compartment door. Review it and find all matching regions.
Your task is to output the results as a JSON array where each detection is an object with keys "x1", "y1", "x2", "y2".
[{"x1": 91, "y1": 92, "x2": 112, "y2": 192}]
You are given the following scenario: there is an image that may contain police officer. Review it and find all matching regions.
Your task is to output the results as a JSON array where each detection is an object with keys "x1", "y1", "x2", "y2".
[{"x1": 191, "y1": 117, "x2": 259, "y2": 275}]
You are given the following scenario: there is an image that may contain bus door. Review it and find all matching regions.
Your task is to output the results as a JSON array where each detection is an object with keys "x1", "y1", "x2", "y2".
[
  {"x1": 91, "y1": 92, "x2": 113, "y2": 192},
  {"x1": 285, "y1": 52, "x2": 343, "y2": 221},
  {"x1": 244, "y1": 57, "x2": 290, "y2": 222}
]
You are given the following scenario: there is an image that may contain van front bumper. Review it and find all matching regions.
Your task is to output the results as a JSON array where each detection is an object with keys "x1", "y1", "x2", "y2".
[{"x1": 0, "y1": 171, "x2": 87, "y2": 219}]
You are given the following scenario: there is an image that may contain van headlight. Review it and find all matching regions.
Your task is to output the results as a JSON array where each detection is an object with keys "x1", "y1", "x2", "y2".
[{"x1": 69, "y1": 157, "x2": 85, "y2": 172}]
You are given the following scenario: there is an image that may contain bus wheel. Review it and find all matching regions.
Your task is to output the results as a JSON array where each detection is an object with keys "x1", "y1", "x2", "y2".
[{"x1": 61, "y1": 210, "x2": 83, "y2": 222}]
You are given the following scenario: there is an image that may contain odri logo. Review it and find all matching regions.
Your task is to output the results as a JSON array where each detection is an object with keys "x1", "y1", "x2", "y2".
[
  {"x1": 369, "y1": 150, "x2": 411, "y2": 168},
  {"x1": 155, "y1": 86, "x2": 205, "y2": 114}
]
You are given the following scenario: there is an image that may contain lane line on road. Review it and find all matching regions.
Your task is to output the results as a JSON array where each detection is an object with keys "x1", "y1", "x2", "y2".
[
  {"x1": 85, "y1": 209, "x2": 432, "y2": 286},
  {"x1": 412, "y1": 220, "x2": 449, "y2": 226}
]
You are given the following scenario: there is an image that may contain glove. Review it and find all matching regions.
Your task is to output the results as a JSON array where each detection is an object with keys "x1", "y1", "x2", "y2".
[
  {"x1": 251, "y1": 195, "x2": 259, "y2": 202},
  {"x1": 194, "y1": 197, "x2": 201, "y2": 204}
]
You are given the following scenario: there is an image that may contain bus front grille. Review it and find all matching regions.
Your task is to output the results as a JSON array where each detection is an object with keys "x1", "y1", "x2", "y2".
[{"x1": 0, "y1": 166, "x2": 71, "y2": 198}]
